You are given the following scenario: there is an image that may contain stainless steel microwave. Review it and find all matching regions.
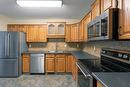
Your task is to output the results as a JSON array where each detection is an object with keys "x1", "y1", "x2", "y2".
[{"x1": 87, "y1": 8, "x2": 119, "y2": 41}]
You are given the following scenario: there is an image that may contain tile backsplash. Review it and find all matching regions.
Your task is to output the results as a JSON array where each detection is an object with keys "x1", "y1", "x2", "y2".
[
  {"x1": 28, "y1": 39, "x2": 83, "y2": 51},
  {"x1": 82, "y1": 41, "x2": 130, "y2": 57}
]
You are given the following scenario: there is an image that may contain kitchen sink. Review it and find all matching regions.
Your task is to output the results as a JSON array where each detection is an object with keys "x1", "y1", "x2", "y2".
[{"x1": 47, "y1": 51, "x2": 65, "y2": 53}]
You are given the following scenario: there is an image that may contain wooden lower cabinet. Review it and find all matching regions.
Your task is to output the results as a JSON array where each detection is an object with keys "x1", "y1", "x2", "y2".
[
  {"x1": 66, "y1": 55, "x2": 73, "y2": 72},
  {"x1": 45, "y1": 54, "x2": 78, "y2": 81},
  {"x1": 71, "y1": 56, "x2": 78, "y2": 80},
  {"x1": 45, "y1": 54, "x2": 66, "y2": 73},
  {"x1": 55, "y1": 56, "x2": 66, "y2": 72},
  {"x1": 22, "y1": 54, "x2": 30, "y2": 73},
  {"x1": 46, "y1": 57, "x2": 55, "y2": 73}
]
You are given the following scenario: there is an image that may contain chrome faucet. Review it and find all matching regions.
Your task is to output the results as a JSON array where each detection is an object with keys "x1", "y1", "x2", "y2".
[{"x1": 55, "y1": 42, "x2": 58, "y2": 52}]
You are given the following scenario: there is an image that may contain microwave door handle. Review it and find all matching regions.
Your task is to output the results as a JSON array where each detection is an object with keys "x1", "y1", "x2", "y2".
[{"x1": 76, "y1": 62, "x2": 92, "y2": 78}]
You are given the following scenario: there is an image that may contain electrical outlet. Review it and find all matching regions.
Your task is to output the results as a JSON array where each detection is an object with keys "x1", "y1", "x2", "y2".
[
  {"x1": 64, "y1": 44, "x2": 67, "y2": 47},
  {"x1": 94, "y1": 46, "x2": 96, "y2": 51},
  {"x1": 77, "y1": 44, "x2": 79, "y2": 48}
]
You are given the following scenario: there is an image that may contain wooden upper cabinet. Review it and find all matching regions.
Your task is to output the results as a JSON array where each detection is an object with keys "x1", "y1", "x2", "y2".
[
  {"x1": 118, "y1": 0, "x2": 130, "y2": 39},
  {"x1": 101, "y1": 0, "x2": 112, "y2": 13},
  {"x1": 97, "y1": 81, "x2": 103, "y2": 87},
  {"x1": 37, "y1": 25, "x2": 47, "y2": 42},
  {"x1": 91, "y1": 0, "x2": 101, "y2": 20},
  {"x1": 7, "y1": 24, "x2": 47, "y2": 42},
  {"x1": 71, "y1": 23, "x2": 79, "y2": 42},
  {"x1": 65, "y1": 24, "x2": 71, "y2": 42},
  {"x1": 82, "y1": 12, "x2": 92, "y2": 41},
  {"x1": 47, "y1": 22, "x2": 66, "y2": 38},
  {"x1": 78, "y1": 21, "x2": 84, "y2": 42}
]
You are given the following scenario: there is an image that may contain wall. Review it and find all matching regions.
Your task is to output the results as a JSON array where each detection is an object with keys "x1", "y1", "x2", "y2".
[
  {"x1": 0, "y1": 15, "x2": 11, "y2": 31},
  {"x1": 82, "y1": 41, "x2": 130, "y2": 57}
]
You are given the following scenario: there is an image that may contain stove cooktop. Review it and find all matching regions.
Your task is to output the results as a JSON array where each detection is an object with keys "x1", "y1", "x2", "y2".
[{"x1": 78, "y1": 48, "x2": 130, "y2": 73}]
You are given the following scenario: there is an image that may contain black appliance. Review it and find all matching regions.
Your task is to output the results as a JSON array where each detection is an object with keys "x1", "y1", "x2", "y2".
[
  {"x1": 77, "y1": 48, "x2": 130, "y2": 87},
  {"x1": 87, "y1": 8, "x2": 119, "y2": 41}
]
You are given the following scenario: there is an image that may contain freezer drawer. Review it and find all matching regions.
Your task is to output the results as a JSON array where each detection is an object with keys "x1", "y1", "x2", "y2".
[
  {"x1": 0, "y1": 59, "x2": 18, "y2": 77},
  {"x1": 30, "y1": 54, "x2": 45, "y2": 74}
]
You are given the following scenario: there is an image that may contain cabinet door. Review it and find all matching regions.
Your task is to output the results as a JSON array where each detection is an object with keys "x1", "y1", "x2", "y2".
[
  {"x1": 119, "y1": 0, "x2": 130, "y2": 39},
  {"x1": 97, "y1": 81, "x2": 103, "y2": 87},
  {"x1": 101, "y1": 0, "x2": 112, "y2": 13},
  {"x1": 72, "y1": 56, "x2": 78, "y2": 81},
  {"x1": 37, "y1": 25, "x2": 47, "y2": 42},
  {"x1": 78, "y1": 21, "x2": 84, "y2": 41},
  {"x1": 22, "y1": 54, "x2": 30, "y2": 73},
  {"x1": 66, "y1": 55, "x2": 73, "y2": 72},
  {"x1": 46, "y1": 57, "x2": 55, "y2": 73},
  {"x1": 65, "y1": 24, "x2": 71, "y2": 42},
  {"x1": 71, "y1": 23, "x2": 79, "y2": 42},
  {"x1": 83, "y1": 12, "x2": 92, "y2": 41},
  {"x1": 48, "y1": 24, "x2": 56, "y2": 35},
  {"x1": 55, "y1": 55, "x2": 66, "y2": 72},
  {"x1": 26, "y1": 25, "x2": 36, "y2": 42},
  {"x1": 91, "y1": 0, "x2": 101, "y2": 20},
  {"x1": 57, "y1": 23, "x2": 65, "y2": 35}
]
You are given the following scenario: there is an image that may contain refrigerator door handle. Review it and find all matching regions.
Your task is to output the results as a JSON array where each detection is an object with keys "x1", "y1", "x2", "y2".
[
  {"x1": 5, "y1": 34, "x2": 7, "y2": 56},
  {"x1": 7, "y1": 33, "x2": 10, "y2": 56}
]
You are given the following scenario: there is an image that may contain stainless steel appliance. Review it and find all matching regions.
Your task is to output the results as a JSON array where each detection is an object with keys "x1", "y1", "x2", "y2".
[
  {"x1": 0, "y1": 32, "x2": 27, "y2": 77},
  {"x1": 87, "y1": 8, "x2": 119, "y2": 41},
  {"x1": 77, "y1": 48, "x2": 130, "y2": 87},
  {"x1": 76, "y1": 62, "x2": 93, "y2": 87},
  {"x1": 30, "y1": 54, "x2": 45, "y2": 74}
]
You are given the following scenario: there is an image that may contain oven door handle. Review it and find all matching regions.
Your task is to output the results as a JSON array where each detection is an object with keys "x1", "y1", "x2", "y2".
[{"x1": 76, "y1": 62, "x2": 92, "y2": 79}]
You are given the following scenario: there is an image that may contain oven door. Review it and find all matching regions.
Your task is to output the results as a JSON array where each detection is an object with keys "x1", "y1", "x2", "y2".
[{"x1": 76, "y1": 62, "x2": 93, "y2": 87}]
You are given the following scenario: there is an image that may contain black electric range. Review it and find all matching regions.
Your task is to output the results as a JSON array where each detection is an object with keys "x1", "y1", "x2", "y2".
[
  {"x1": 78, "y1": 48, "x2": 130, "y2": 73},
  {"x1": 77, "y1": 48, "x2": 130, "y2": 87}
]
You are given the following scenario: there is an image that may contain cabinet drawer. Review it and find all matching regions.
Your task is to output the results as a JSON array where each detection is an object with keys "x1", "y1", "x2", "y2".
[
  {"x1": 46, "y1": 54, "x2": 55, "y2": 58},
  {"x1": 56, "y1": 54, "x2": 65, "y2": 58},
  {"x1": 22, "y1": 54, "x2": 30, "y2": 58}
]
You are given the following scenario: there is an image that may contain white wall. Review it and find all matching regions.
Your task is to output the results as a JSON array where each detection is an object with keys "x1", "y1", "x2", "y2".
[{"x1": 0, "y1": 15, "x2": 11, "y2": 31}]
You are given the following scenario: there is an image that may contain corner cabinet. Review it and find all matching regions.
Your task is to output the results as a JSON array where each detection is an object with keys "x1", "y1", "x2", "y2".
[
  {"x1": 47, "y1": 22, "x2": 66, "y2": 38},
  {"x1": 118, "y1": 0, "x2": 130, "y2": 39}
]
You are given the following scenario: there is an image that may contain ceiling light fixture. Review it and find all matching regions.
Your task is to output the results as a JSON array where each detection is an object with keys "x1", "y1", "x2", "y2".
[{"x1": 16, "y1": 0, "x2": 63, "y2": 7}]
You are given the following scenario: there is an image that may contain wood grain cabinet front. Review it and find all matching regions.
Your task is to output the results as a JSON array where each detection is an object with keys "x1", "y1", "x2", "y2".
[
  {"x1": 55, "y1": 55, "x2": 66, "y2": 72},
  {"x1": 7, "y1": 24, "x2": 47, "y2": 42},
  {"x1": 45, "y1": 57, "x2": 55, "y2": 73},
  {"x1": 66, "y1": 55, "x2": 73, "y2": 72},
  {"x1": 118, "y1": 0, "x2": 130, "y2": 39},
  {"x1": 22, "y1": 54, "x2": 30, "y2": 73},
  {"x1": 97, "y1": 81, "x2": 104, "y2": 87},
  {"x1": 91, "y1": 0, "x2": 101, "y2": 20}
]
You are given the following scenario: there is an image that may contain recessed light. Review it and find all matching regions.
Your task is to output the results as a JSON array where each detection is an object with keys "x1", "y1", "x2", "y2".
[{"x1": 16, "y1": 0, "x2": 63, "y2": 7}]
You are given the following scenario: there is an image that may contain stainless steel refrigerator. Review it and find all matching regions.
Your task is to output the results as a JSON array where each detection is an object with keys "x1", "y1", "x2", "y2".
[{"x1": 0, "y1": 32, "x2": 27, "y2": 77}]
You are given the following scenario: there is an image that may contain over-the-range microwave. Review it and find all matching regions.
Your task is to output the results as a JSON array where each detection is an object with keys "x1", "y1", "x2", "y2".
[{"x1": 87, "y1": 8, "x2": 119, "y2": 41}]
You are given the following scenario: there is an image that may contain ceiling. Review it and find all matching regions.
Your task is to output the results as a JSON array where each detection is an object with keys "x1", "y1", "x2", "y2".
[{"x1": 0, "y1": 0, "x2": 94, "y2": 19}]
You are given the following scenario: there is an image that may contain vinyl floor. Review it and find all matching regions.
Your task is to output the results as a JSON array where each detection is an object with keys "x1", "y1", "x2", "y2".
[{"x1": 0, "y1": 75, "x2": 77, "y2": 87}]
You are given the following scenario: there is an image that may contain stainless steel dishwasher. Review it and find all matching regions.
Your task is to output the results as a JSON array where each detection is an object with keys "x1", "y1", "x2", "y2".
[{"x1": 30, "y1": 54, "x2": 44, "y2": 74}]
